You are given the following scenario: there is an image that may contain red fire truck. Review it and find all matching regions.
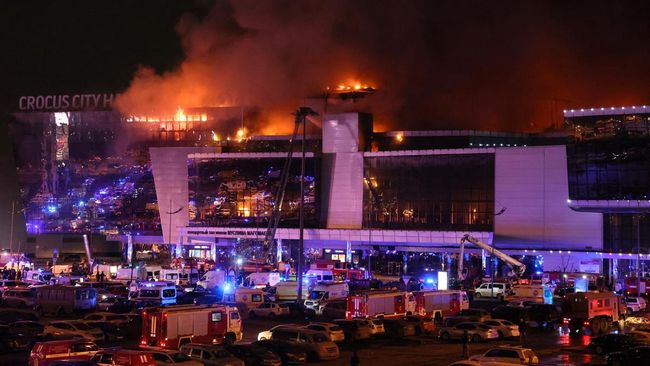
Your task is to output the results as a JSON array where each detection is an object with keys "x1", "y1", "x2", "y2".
[
  {"x1": 346, "y1": 290, "x2": 415, "y2": 319},
  {"x1": 562, "y1": 292, "x2": 622, "y2": 335},
  {"x1": 623, "y1": 277, "x2": 650, "y2": 296},
  {"x1": 414, "y1": 290, "x2": 469, "y2": 320},
  {"x1": 141, "y1": 304, "x2": 242, "y2": 350}
]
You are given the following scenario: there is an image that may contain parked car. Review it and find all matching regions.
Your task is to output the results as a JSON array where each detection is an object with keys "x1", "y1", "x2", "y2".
[
  {"x1": 91, "y1": 349, "x2": 156, "y2": 366},
  {"x1": 332, "y1": 319, "x2": 371, "y2": 342},
  {"x1": 627, "y1": 331, "x2": 650, "y2": 344},
  {"x1": 253, "y1": 339, "x2": 308, "y2": 365},
  {"x1": 276, "y1": 302, "x2": 315, "y2": 319},
  {"x1": 491, "y1": 305, "x2": 529, "y2": 324},
  {"x1": 0, "y1": 280, "x2": 28, "y2": 293},
  {"x1": 482, "y1": 319, "x2": 520, "y2": 339},
  {"x1": 607, "y1": 346, "x2": 650, "y2": 366},
  {"x1": 458, "y1": 308, "x2": 491, "y2": 322},
  {"x1": 525, "y1": 303, "x2": 561, "y2": 329},
  {"x1": 43, "y1": 320, "x2": 104, "y2": 342},
  {"x1": 469, "y1": 346, "x2": 539, "y2": 364},
  {"x1": 626, "y1": 297, "x2": 648, "y2": 314},
  {"x1": 0, "y1": 324, "x2": 32, "y2": 352},
  {"x1": 381, "y1": 319, "x2": 416, "y2": 338},
  {"x1": 438, "y1": 322, "x2": 499, "y2": 343},
  {"x1": 150, "y1": 349, "x2": 202, "y2": 366},
  {"x1": 105, "y1": 299, "x2": 137, "y2": 313},
  {"x1": 225, "y1": 344, "x2": 282, "y2": 366},
  {"x1": 193, "y1": 295, "x2": 219, "y2": 305},
  {"x1": 10, "y1": 320, "x2": 44, "y2": 338},
  {"x1": 2, "y1": 288, "x2": 36, "y2": 308},
  {"x1": 29, "y1": 339, "x2": 99, "y2": 366},
  {"x1": 304, "y1": 322, "x2": 345, "y2": 342},
  {"x1": 150, "y1": 349, "x2": 203, "y2": 366},
  {"x1": 83, "y1": 320, "x2": 126, "y2": 342},
  {"x1": 506, "y1": 300, "x2": 536, "y2": 308},
  {"x1": 321, "y1": 300, "x2": 347, "y2": 319},
  {"x1": 179, "y1": 343, "x2": 244, "y2": 366},
  {"x1": 249, "y1": 303, "x2": 290, "y2": 318},
  {"x1": 354, "y1": 318, "x2": 385, "y2": 336},
  {"x1": 83, "y1": 312, "x2": 130, "y2": 325},
  {"x1": 403, "y1": 315, "x2": 435, "y2": 334},
  {"x1": 588, "y1": 334, "x2": 641, "y2": 355},
  {"x1": 96, "y1": 296, "x2": 127, "y2": 311},
  {"x1": 258, "y1": 324, "x2": 302, "y2": 341},
  {"x1": 270, "y1": 327, "x2": 340, "y2": 361},
  {"x1": 474, "y1": 283, "x2": 510, "y2": 301}
]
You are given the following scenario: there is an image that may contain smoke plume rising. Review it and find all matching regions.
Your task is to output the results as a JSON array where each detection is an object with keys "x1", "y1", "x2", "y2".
[{"x1": 116, "y1": 0, "x2": 650, "y2": 133}]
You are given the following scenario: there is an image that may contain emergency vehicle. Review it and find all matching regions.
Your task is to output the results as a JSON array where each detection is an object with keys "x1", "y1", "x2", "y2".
[
  {"x1": 346, "y1": 290, "x2": 416, "y2": 319},
  {"x1": 141, "y1": 304, "x2": 243, "y2": 350},
  {"x1": 413, "y1": 290, "x2": 469, "y2": 320},
  {"x1": 562, "y1": 291, "x2": 622, "y2": 335}
]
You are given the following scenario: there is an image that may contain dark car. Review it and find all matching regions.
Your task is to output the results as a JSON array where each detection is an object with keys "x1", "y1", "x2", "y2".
[
  {"x1": 0, "y1": 309, "x2": 39, "y2": 322},
  {"x1": 106, "y1": 299, "x2": 137, "y2": 313},
  {"x1": 458, "y1": 308, "x2": 491, "y2": 321},
  {"x1": 194, "y1": 295, "x2": 219, "y2": 305},
  {"x1": 225, "y1": 344, "x2": 282, "y2": 366},
  {"x1": 253, "y1": 340, "x2": 307, "y2": 365},
  {"x1": 178, "y1": 289, "x2": 207, "y2": 305},
  {"x1": 84, "y1": 321, "x2": 126, "y2": 342},
  {"x1": 321, "y1": 301, "x2": 346, "y2": 319},
  {"x1": 10, "y1": 320, "x2": 44, "y2": 338},
  {"x1": 381, "y1": 319, "x2": 417, "y2": 338},
  {"x1": 0, "y1": 325, "x2": 32, "y2": 352},
  {"x1": 589, "y1": 334, "x2": 641, "y2": 355},
  {"x1": 283, "y1": 303, "x2": 315, "y2": 320},
  {"x1": 490, "y1": 305, "x2": 529, "y2": 324},
  {"x1": 607, "y1": 346, "x2": 650, "y2": 366},
  {"x1": 403, "y1": 315, "x2": 435, "y2": 335},
  {"x1": 525, "y1": 303, "x2": 561, "y2": 329}
]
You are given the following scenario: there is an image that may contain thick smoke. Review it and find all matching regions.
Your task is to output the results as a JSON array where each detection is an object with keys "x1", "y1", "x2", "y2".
[{"x1": 116, "y1": 0, "x2": 650, "y2": 133}]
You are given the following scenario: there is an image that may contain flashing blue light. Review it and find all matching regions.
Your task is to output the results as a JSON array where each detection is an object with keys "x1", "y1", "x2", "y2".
[
  {"x1": 536, "y1": 271, "x2": 542, "y2": 275},
  {"x1": 78, "y1": 200, "x2": 85, "y2": 207},
  {"x1": 46, "y1": 205, "x2": 57, "y2": 214},
  {"x1": 223, "y1": 283, "x2": 232, "y2": 292},
  {"x1": 425, "y1": 278, "x2": 434, "y2": 284}
]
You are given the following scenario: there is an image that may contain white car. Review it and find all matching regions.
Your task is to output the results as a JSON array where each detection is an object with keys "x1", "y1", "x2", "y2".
[
  {"x1": 469, "y1": 346, "x2": 539, "y2": 364},
  {"x1": 83, "y1": 312, "x2": 130, "y2": 326},
  {"x1": 474, "y1": 283, "x2": 509, "y2": 300},
  {"x1": 150, "y1": 349, "x2": 203, "y2": 365},
  {"x1": 626, "y1": 297, "x2": 647, "y2": 313},
  {"x1": 304, "y1": 322, "x2": 345, "y2": 342},
  {"x1": 258, "y1": 324, "x2": 301, "y2": 341},
  {"x1": 355, "y1": 318, "x2": 385, "y2": 336},
  {"x1": 43, "y1": 320, "x2": 105, "y2": 342},
  {"x1": 249, "y1": 303, "x2": 290, "y2": 318},
  {"x1": 482, "y1": 319, "x2": 520, "y2": 339}
]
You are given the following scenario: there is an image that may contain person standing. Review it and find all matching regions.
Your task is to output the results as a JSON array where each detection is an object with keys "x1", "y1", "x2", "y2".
[
  {"x1": 350, "y1": 349, "x2": 360, "y2": 366},
  {"x1": 461, "y1": 329, "x2": 470, "y2": 358},
  {"x1": 519, "y1": 318, "x2": 528, "y2": 345}
]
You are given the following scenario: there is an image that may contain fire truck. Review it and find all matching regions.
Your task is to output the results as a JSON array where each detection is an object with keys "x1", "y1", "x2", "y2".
[
  {"x1": 414, "y1": 290, "x2": 469, "y2": 320},
  {"x1": 623, "y1": 277, "x2": 650, "y2": 296},
  {"x1": 141, "y1": 304, "x2": 242, "y2": 350},
  {"x1": 561, "y1": 292, "x2": 622, "y2": 335},
  {"x1": 346, "y1": 290, "x2": 415, "y2": 319}
]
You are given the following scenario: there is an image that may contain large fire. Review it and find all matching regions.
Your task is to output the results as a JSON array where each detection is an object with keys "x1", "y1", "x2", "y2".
[{"x1": 124, "y1": 107, "x2": 208, "y2": 123}]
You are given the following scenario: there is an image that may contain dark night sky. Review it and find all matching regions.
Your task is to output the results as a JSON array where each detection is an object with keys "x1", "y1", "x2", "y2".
[{"x1": 1, "y1": 0, "x2": 649, "y2": 132}]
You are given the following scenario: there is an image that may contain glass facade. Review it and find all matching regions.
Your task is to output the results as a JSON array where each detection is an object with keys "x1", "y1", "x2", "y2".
[
  {"x1": 188, "y1": 158, "x2": 319, "y2": 228},
  {"x1": 363, "y1": 154, "x2": 494, "y2": 231},
  {"x1": 604, "y1": 214, "x2": 650, "y2": 253}
]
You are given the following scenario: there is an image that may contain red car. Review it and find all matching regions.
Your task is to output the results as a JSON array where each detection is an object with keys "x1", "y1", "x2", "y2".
[{"x1": 29, "y1": 339, "x2": 99, "y2": 366}]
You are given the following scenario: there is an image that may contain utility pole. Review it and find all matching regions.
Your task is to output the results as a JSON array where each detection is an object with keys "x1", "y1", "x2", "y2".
[{"x1": 296, "y1": 107, "x2": 316, "y2": 302}]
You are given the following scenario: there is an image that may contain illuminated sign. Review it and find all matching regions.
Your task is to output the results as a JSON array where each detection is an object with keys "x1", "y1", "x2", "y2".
[{"x1": 17, "y1": 93, "x2": 119, "y2": 111}]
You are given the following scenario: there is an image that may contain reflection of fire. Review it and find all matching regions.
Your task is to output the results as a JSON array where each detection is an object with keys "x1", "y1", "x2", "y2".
[
  {"x1": 327, "y1": 81, "x2": 375, "y2": 92},
  {"x1": 125, "y1": 107, "x2": 208, "y2": 123}
]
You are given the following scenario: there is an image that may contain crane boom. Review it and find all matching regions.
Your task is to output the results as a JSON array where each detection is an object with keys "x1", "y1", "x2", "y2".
[{"x1": 458, "y1": 234, "x2": 526, "y2": 280}]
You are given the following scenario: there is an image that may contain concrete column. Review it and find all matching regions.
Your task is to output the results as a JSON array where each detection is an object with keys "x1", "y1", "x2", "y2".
[{"x1": 211, "y1": 243, "x2": 217, "y2": 262}]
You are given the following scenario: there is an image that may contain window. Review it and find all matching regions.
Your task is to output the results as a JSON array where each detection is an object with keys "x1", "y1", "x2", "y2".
[
  {"x1": 211, "y1": 312, "x2": 223, "y2": 322},
  {"x1": 162, "y1": 289, "x2": 176, "y2": 298},
  {"x1": 202, "y1": 351, "x2": 213, "y2": 360},
  {"x1": 484, "y1": 349, "x2": 501, "y2": 357},
  {"x1": 189, "y1": 348, "x2": 202, "y2": 358},
  {"x1": 72, "y1": 343, "x2": 99, "y2": 353},
  {"x1": 152, "y1": 353, "x2": 171, "y2": 363},
  {"x1": 251, "y1": 294, "x2": 262, "y2": 302},
  {"x1": 230, "y1": 312, "x2": 239, "y2": 320}
]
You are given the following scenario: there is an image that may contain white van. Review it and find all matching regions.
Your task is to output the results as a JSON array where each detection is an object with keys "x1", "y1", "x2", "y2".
[
  {"x1": 273, "y1": 281, "x2": 310, "y2": 301},
  {"x1": 197, "y1": 270, "x2": 227, "y2": 290},
  {"x1": 24, "y1": 270, "x2": 54, "y2": 285},
  {"x1": 159, "y1": 269, "x2": 180, "y2": 284},
  {"x1": 114, "y1": 266, "x2": 146, "y2": 284},
  {"x1": 129, "y1": 283, "x2": 176, "y2": 305},
  {"x1": 305, "y1": 270, "x2": 334, "y2": 282},
  {"x1": 145, "y1": 266, "x2": 162, "y2": 281},
  {"x1": 179, "y1": 268, "x2": 199, "y2": 286},
  {"x1": 222, "y1": 287, "x2": 265, "y2": 309},
  {"x1": 245, "y1": 272, "x2": 281, "y2": 288},
  {"x1": 305, "y1": 282, "x2": 349, "y2": 313}
]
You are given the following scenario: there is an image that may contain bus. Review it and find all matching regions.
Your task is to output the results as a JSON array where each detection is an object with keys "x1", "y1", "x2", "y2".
[{"x1": 34, "y1": 286, "x2": 97, "y2": 316}]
